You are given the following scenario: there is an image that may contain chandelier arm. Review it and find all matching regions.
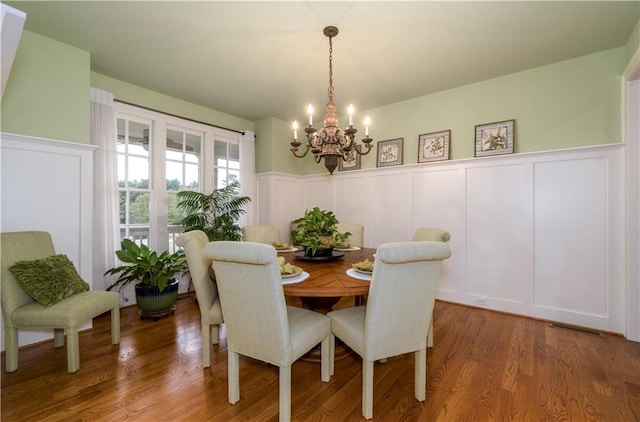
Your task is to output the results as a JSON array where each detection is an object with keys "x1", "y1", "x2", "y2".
[
  {"x1": 353, "y1": 142, "x2": 374, "y2": 156},
  {"x1": 290, "y1": 143, "x2": 311, "y2": 158}
]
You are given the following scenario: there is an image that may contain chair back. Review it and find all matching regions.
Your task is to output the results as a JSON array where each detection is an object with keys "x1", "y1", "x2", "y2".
[
  {"x1": 175, "y1": 230, "x2": 218, "y2": 317},
  {"x1": 363, "y1": 241, "x2": 451, "y2": 361},
  {"x1": 336, "y1": 223, "x2": 364, "y2": 248},
  {"x1": 1, "y1": 231, "x2": 55, "y2": 320},
  {"x1": 205, "y1": 241, "x2": 291, "y2": 365},
  {"x1": 412, "y1": 227, "x2": 451, "y2": 242},
  {"x1": 241, "y1": 225, "x2": 280, "y2": 245}
]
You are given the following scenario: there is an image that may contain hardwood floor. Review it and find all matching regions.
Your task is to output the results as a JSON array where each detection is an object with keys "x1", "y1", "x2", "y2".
[{"x1": 2, "y1": 295, "x2": 639, "y2": 421}]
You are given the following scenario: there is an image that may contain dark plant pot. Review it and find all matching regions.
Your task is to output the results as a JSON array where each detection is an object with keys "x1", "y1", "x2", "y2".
[
  {"x1": 135, "y1": 278, "x2": 179, "y2": 316},
  {"x1": 303, "y1": 246, "x2": 334, "y2": 257}
]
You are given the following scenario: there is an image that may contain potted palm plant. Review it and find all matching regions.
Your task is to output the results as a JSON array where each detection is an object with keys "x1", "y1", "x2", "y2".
[
  {"x1": 105, "y1": 239, "x2": 188, "y2": 318},
  {"x1": 177, "y1": 181, "x2": 251, "y2": 281},
  {"x1": 291, "y1": 207, "x2": 350, "y2": 257},
  {"x1": 176, "y1": 180, "x2": 251, "y2": 241}
]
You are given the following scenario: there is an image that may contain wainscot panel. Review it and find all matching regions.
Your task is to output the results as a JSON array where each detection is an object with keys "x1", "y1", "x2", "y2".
[
  {"x1": 257, "y1": 144, "x2": 625, "y2": 334},
  {"x1": 1, "y1": 132, "x2": 96, "y2": 349}
]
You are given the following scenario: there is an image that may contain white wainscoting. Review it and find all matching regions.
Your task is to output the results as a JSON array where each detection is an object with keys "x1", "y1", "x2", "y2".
[
  {"x1": 257, "y1": 144, "x2": 626, "y2": 334},
  {"x1": 1, "y1": 133, "x2": 96, "y2": 349}
]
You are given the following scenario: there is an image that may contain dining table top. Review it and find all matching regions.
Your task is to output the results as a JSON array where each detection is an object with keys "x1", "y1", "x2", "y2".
[{"x1": 280, "y1": 247, "x2": 375, "y2": 298}]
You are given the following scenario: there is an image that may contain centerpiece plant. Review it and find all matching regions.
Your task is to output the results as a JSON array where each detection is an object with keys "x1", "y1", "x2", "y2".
[{"x1": 291, "y1": 207, "x2": 350, "y2": 256}]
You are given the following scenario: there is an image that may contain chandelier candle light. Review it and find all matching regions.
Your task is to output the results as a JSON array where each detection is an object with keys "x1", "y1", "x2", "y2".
[{"x1": 290, "y1": 26, "x2": 373, "y2": 174}]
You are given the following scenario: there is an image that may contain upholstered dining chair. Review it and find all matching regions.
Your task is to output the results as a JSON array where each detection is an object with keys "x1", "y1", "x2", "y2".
[
  {"x1": 241, "y1": 224, "x2": 281, "y2": 245},
  {"x1": 204, "y1": 241, "x2": 333, "y2": 422},
  {"x1": 1, "y1": 231, "x2": 120, "y2": 373},
  {"x1": 412, "y1": 227, "x2": 451, "y2": 346},
  {"x1": 175, "y1": 230, "x2": 224, "y2": 368},
  {"x1": 336, "y1": 223, "x2": 365, "y2": 248},
  {"x1": 412, "y1": 227, "x2": 451, "y2": 242},
  {"x1": 327, "y1": 241, "x2": 451, "y2": 419}
]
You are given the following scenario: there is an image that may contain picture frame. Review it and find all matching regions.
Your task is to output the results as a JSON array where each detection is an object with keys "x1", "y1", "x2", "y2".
[
  {"x1": 418, "y1": 130, "x2": 450, "y2": 163},
  {"x1": 475, "y1": 119, "x2": 515, "y2": 157},
  {"x1": 376, "y1": 138, "x2": 404, "y2": 168},
  {"x1": 338, "y1": 149, "x2": 361, "y2": 171}
]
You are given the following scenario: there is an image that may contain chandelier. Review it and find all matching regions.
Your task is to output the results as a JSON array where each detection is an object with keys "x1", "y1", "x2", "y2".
[{"x1": 290, "y1": 26, "x2": 373, "y2": 175}]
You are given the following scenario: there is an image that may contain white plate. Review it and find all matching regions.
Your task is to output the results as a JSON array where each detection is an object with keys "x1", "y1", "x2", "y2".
[
  {"x1": 276, "y1": 247, "x2": 298, "y2": 253},
  {"x1": 346, "y1": 268, "x2": 371, "y2": 281},
  {"x1": 282, "y1": 271, "x2": 309, "y2": 284},
  {"x1": 334, "y1": 246, "x2": 362, "y2": 251},
  {"x1": 281, "y1": 266, "x2": 303, "y2": 278}
]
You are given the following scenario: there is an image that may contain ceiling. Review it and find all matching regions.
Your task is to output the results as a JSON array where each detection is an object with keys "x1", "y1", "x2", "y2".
[{"x1": 6, "y1": 1, "x2": 639, "y2": 123}]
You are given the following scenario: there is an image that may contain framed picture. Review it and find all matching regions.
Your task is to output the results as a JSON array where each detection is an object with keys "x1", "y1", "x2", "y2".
[
  {"x1": 418, "y1": 130, "x2": 450, "y2": 163},
  {"x1": 475, "y1": 119, "x2": 515, "y2": 157},
  {"x1": 338, "y1": 149, "x2": 361, "y2": 171},
  {"x1": 376, "y1": 138, "x2": 403, "y2": 168}
]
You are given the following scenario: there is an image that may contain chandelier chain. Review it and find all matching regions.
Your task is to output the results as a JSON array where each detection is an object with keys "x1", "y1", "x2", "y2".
[{"x1": 328, "y1": 35, "x2": 334, "y2": 94}]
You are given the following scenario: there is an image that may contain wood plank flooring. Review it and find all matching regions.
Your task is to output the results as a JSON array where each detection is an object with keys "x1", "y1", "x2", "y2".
[{"x1": 2, "y1": 295, "x2": 639, "y2": 421}]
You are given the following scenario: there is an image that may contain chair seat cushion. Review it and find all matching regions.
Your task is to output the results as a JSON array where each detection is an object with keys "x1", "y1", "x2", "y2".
[
  {"x1": 327, "y1": 306, "x2": 366, "y2": 356},
  {"x1": 11, "y1": 290, "x2": 119, "y2": 327},
  {"x1": 9, "y1": 254, "x2": 90, "y2": 307},
  {"x1": 286, "y1": 306, "x2": 331, "y2": 364}
]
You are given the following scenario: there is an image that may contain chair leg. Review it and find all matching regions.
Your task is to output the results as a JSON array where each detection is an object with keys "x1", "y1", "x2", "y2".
[
  {"x1": 111, "y1": 306, "x2": 120, "y2": 344},
  {"x1": 228, "y1": 351, "x2": 240, "y2": 404},
  {"x1": 427, "y1": 318, "x2": 434, "y2": 348},
  {"x1": 54, "y1": 328, "x2": 65, "y2": 348},
  {"x1": 4, "y1": 327, "x2": 18, "y2": 372},
  {"x1": 363, "y1": 360, "x2": 374, "y2": 419},
  {"x1": 202, "y1": 324, "x2": 212, "y2": 368},
  {"x1": 66, "y1": 326, "x2": 80, "y2": 373},
  {"x1": 415, "y1": 348, "x2": 426, "y2": 402},
  {"x1": 279, "y1": 365, "x2": 291, "y2": 422},
  {"x1": 329, "y1": 334, "x2": 335, "y2": 376},
  {"x1": 320, "y1": 335, "x2": 331, "y2": 382},
  {"x1": 211, "y1": 324, "x2": 220, "y2": 345}
]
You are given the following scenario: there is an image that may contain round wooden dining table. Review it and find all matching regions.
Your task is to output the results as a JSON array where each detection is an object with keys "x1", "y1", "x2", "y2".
[
  {"x1": 281, "y1": 247, "x2": 374, "y2": 311},
  {"x1": 280, "y1": 247, "x2": 376, "y2": 361}
]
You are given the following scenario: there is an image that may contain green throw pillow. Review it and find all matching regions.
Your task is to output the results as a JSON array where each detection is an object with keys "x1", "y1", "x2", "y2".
[{"x1": 9, "y1": 254, "x2": 90, "y2": 307}]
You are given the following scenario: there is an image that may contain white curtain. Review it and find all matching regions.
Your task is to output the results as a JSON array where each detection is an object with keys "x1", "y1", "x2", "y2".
[
  {"x1": 90, "y1": 87, "x2": 119, "y2": 290},
  {"x1": 239, "y1": 130, "x2": 257, "y2": 227}
]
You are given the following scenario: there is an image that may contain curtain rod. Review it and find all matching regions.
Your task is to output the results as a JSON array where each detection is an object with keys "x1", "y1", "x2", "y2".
[{"x1": 115, "y1": 99, "x2": 245, "y2": 135}]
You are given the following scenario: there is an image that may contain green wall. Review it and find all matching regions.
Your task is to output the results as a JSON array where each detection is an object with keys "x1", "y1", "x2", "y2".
[
  {"x1": 626, "y1": 18, "x2": 640, "y2": 65},
  {"x1": 262, "y1": 47, "x2": 625, "y2": 175},
  {"x1": 1, "y1": 29, "x2": 628, "y2": 177},
  {"x1": 255, "y1": 117, "x2": 318, "y2": 174},
  {"x1": 91, "y1": 73, "x2": 254, "y2": 133},
  {"x1": 1, "y1": 30, "x2": 90, "y2": 143},
  {"x1": 0, "y1": 30, "x2": 253, "y2": 145}
]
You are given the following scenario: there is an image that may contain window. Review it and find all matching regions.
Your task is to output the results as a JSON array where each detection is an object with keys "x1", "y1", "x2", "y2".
[
  {"x1": 115, "y1": 102, "x2": 245, "y2": 253},
  {"x1": 166, "y1": 127, "x2": 202, "y2": 248},
  {"x1": 214, "y1": 139, "x2": 240, "y2": 189},
  {"x1": 116, "y1": 117, "x2": 152, "y2": 246}
]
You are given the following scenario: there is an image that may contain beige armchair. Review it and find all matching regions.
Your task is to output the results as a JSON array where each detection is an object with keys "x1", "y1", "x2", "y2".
[
  {"x1": 204, "y1": 241, "x2": 333, "y2": 422},
  {"x1": 175, "y1": 230, "x2": 224, "y2": 368},
  {"x1": 241, "y1": 224, "x2": 281, "y2": 245},
  {"x1": 1, "y1": 231, "x2": 120, "y2": 373},
  {"x1": 327, "y1": 241, "x2": 451, "y2": 419},
  {"x1": 336, "y1": 223, "x2": 364, "y2": 248},
  {"x1": 412, "y1": 227, "x2": 451, "y2": 242}
]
